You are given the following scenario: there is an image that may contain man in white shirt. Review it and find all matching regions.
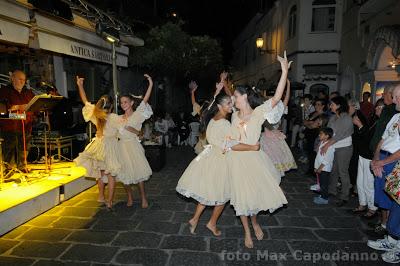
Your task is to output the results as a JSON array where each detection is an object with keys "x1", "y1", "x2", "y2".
[
  {"x1": 155, "y1": 115, "x2": 170, "y2": 147},
  {"x1": 369, "y1": 82, "x2": 400, "y2": 263}
]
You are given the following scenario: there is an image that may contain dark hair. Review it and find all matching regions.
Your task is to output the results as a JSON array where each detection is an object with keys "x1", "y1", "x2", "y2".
[
  {"x1": 330, "y1": 96, "x2": 349, "y2": 114},
  {"x1": 314, "y1": 99, "x2": 327, "y2": 111},
  {"x1": 320, "y1": 127, "x2": 333, "y2": 139},
  {"x1": 200, "y1": 93, "x2": 231, "y2": 133},
  {"x1": 120, "y1": 94, "x2": 141, "y2": 111},
  {"x1": 304, "y1": 94, "x2": 313, "y2": 101},
  {"x1": 363, "y1": 91, "x2": 371, "y2": 98},
  {"x1": 330, "y1": 91, "x2": 340, "y2": 97},
  {"x1": 375, "y1": 98, "x2": 384, "y2": 107},
  {"x1": 235, "y1": 86, "x2": 264, "y2": 109},
  {"x1": 317, "y1": 113, "x2": 329, "y2": 127}
]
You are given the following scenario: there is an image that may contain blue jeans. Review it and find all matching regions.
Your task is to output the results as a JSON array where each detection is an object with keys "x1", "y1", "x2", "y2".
[{"x1": 374, "y1": 151, "x2": 395, "y2": 210}]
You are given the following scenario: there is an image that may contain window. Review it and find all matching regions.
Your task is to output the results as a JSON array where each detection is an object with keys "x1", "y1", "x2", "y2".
[
  {"x1": 311, "y1": 1, "x2": 336, "y2": 32},
  {"x1": 288, "y1": 5, "x2": 297, "y2": 39}
]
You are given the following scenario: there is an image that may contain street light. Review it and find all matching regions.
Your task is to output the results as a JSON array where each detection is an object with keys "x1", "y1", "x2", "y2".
[
  {"x1": 256, "y1": 37, "x2": 274, "y2": 54},
  {"x1": 96, "y1": 24, "x2": 144, "y2": 113},
  {"x1": 96, "y1": 23, "x2": 121, "y2": 112}
]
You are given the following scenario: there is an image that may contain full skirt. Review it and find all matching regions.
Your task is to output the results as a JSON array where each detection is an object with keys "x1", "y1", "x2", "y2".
[
  {"x1": 117, "y1": 138, "x2": 152, "y2": 185},
  {"x1": 229, "y1": 150, "x2": 288, "y2": 216},
  {"x1": 176, "y1": 147, "x2": 230, "y2": 206}
]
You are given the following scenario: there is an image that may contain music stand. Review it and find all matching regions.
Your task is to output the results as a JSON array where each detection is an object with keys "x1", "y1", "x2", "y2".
[{"x1": 25, "y1": 94, "x2": 63, "y2": 172}]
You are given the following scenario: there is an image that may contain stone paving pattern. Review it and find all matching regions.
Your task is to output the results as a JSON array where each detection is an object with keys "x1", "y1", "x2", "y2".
[{"x1": 0, "y1": 147, "x2": 388, "y2": 265}]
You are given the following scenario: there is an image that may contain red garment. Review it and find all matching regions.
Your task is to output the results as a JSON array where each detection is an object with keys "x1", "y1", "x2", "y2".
[
  {"x1": 360, "y1": 101, "x2": 374, "y2": 121},
  {"x1": 0, "y1": 85, "x2": 35, "y2": 132}
]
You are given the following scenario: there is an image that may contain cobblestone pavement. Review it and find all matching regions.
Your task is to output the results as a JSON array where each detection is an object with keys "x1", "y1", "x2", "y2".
[{"x1": 0, "y1": 147, "x2": 388, "y2": 265}]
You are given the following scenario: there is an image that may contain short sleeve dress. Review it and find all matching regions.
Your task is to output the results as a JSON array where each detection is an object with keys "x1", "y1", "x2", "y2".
[
  {"x1": 117, "y1": 101, "x2": 153, "y2": 185},
  {"x1": 229, "y1": 99, "x2": 288, "y2": 216}
]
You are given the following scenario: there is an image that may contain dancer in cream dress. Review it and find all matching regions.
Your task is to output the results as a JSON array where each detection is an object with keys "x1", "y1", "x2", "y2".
[
  {"x1": 229, "y1": 52, "x2": 291, "y2": 248},
  {"x1": 177, "y1": 83, "x2": 260, "y2": 236},
  {"x1": 117, "y1": 74, "x2": 154, "y2": 208},
  {"x1": 74, "y1": 76, "x2": 123, "y2": 209}
]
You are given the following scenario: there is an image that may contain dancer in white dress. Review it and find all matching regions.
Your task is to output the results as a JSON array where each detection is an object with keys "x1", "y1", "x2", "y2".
[
  {"x1": 117, "y1": 74, "x2": 154, "y2": 208},
  {"x1": 176, "y1": 83, "x2": 260, "y2": 236},
  {"x1": 74, "y1": 76, "x2": 123, "y2": 209},
  {"x1": 229, "y1": 52, "x2": 291, "y2": 248}
]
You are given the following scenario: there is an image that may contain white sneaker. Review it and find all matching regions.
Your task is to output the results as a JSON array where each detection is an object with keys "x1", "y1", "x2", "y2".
[
  {"x1": 382, "y1": 250, "x2": 400, "y2": 264},
  {"x1": 310, "y1": 183, "x2": 320, "y2": 191},
  {"x1": 367, "y1": 236, "x2": 399, "y2": 251}
]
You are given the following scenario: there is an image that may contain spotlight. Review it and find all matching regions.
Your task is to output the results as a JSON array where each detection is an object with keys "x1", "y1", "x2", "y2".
[{"x1": 96, "y1": 23, "x2": 120, "y2": 43}]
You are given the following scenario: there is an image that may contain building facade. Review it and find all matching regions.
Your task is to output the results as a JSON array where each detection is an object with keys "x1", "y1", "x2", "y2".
[
  {"x1": 0, "y1": 0, "x2": 130, "y2": 101},
  {"x1": 339, "y1": 0, "x2": 400, "y2": 100},
  {"x1": 232, "y1": 0, "x2": 343, "y2": 96}
]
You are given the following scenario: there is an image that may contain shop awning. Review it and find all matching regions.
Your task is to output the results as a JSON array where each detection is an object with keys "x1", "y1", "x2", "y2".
[
  {"x1": 0, "y1": 1, "x2": 30, "y2": 45},
  {"x1": 34, "y1": 14, "x2": 129, "y2": 67}
]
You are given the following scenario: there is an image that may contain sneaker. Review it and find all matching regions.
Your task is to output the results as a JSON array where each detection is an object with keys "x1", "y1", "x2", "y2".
[
  {"x1": 382, "y1": 250, "x2": 400, "y2": 264},
  {"x1": 310, "y1": 183, "x2": 320, "y2": 191},
  {"x1": 313, "y1": 195, "x2": 328, "y2": 205},
  {"x1": 367, "y1": 236, "x2": 398, "y2": 251}
]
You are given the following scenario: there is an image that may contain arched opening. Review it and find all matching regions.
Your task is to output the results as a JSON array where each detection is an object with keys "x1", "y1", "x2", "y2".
[{"x1": 309, "y1": 83, "x2": 329, "y2": 97}]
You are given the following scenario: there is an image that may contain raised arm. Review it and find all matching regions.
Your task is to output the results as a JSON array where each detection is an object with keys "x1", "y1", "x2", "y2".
[
  {"x1": 189, "y1": 81, "x2": 198, "y2": 106},
  {"x1": 142, "y1": 74, "x2": 153, "y2": 103},
  {"x1": 283, "y1": 79, "x2": 291, "y2": 107},
  {"x1": 220, "y1": 71, "x2": 232, "y2": 96},
  {"x1": 76, "y1": 76, "x2": 88, "y2": 104},
  {"x1": 214, "y1": 81, "x2": 224, "y2": 97},
  {"x1": 271, "y1": 51, "x2": 292, "y2": 108}
]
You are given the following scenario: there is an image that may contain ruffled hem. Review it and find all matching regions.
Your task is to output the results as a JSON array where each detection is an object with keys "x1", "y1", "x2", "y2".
[
  {"x1": 118, "y1": 175, "x2": 151, "y2": 185},
  {"x1": 232, "y1": 203, "x2": 285, "y2": 216},
  {"x1": 275, "y1": 161, "x2": 298, "y2": 172},
  {"x1": 176, "y1": 187, "x2": 229, "y2": 206}
]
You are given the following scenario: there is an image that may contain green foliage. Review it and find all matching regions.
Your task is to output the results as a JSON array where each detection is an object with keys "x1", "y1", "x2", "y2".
[{"x1": 129, "y1": 22, "x2": 223, "y2": 84}]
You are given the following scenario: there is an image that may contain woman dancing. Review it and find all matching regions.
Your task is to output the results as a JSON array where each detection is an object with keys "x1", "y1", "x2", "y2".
[
  {"x1": 176, "y1": 82, "x2": 260, "y2": 236},
  {"x1": 117, "y1": 74, "x2": 154, "y2": 208},
  {"x1": 74, "y1": 76, "x2": 122, "y2": 209},
  {"x1": 229, "y1": 52, "x2": 291, "y2": 248}
]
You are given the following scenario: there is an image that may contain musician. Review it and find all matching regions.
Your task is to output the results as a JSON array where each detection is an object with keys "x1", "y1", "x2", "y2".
[{"x1": 0, "y1": 70, "x2": 35, "y2": 171}]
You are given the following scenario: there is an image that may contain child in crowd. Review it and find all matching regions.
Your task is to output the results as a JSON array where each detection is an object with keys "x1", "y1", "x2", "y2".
[{"x1": 312, "y1": 127, "x2": 335, "y2": 205}]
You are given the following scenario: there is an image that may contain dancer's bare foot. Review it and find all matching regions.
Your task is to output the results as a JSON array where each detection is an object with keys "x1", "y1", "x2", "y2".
[
  {"x1": 188, "y1": 218, "x2": 198, "y2": 235},
  {"x1": 206, "y1": 222, "x2": 222, "y2": 236},
  {"x1": 141, "y1": 199, "x2": 149, "y2": 209},
  {"x1": 244, "y1": 233, "x2": 254, "y2": 248},
  {"x1": 253, "y1": 224, "x2": 264, "y2": 240},
  {"x1": 126, "y1": 199, "x2": 133, "y2": 207},
  {"x1": 106, "y1": 201, "x2": 113, "y2": 211},
  {"x1": 97, "y1": 197, "x2": 105, "y2": 203}
]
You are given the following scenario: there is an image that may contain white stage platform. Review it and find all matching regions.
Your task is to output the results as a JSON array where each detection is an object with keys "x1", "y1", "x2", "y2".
[{"x1": 0, "y1": 162, "x2": 94, "y2": 235}]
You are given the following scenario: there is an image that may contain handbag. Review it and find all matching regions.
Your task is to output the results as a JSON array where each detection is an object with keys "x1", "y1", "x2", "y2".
[{"x1": 385, "y1": 160, "x2": 400, "y2": 204}]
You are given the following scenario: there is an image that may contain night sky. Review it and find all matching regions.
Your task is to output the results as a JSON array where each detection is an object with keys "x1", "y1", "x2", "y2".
[{"x1": 87, "y1": 0, "x2": 273, "y2": 63}]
